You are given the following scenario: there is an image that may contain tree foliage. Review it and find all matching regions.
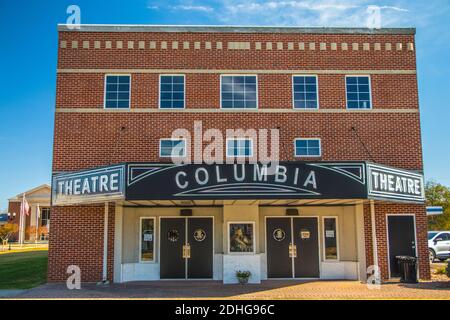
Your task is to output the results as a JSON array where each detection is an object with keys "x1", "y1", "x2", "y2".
[
  {"x1": 25, "y1": 225, "x2": 49, "y2": 240},
  {"x1": 0, "y1": 223, "x2": 19, "y2": 242},
  {"x1": 426, "y1": 181, "x2": 450, "y2": 231}
]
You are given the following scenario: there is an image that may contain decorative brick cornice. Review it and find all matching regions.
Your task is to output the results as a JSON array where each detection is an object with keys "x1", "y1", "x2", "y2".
[{"x1": 60, "y1": 39, "x2": 415, "y2": 52}]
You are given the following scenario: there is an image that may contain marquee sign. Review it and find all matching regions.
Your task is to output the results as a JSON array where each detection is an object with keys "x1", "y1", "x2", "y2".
[
  {"x1": 52, "y1": 165, "x2": 125, "y2": 205},
  {"x1": 125, "y1": 162, "x2": 368, "y2": 200},
  {"x1": 51, "y1": 162, "x2": 425, "y2": 205},
  {"x1": 367, "y1": 163, "x2": 425, "y2": 202}
]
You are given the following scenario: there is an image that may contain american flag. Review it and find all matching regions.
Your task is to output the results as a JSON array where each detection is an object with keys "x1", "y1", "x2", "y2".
[{"x1": 20, "y1": 194, "x2": 30, "y2": 217}]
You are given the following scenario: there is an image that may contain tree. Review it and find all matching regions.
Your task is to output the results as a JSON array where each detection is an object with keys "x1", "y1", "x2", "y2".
[
  {"x1": 0, "y1": 223, "x2": 19, "y2": 245},
  {"x1": 426, "y1": 181, "x2": 450, "y2": 231},
  {"x1": 26, "y1": 225, "x2": 49, "y2": 241}
]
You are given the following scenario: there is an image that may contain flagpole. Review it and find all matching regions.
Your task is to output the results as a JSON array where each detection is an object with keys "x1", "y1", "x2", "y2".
[
  {"x1": 19, "y1": 194, "x2": 24, "y2": 246},
  {"x1": 35, "y1": 204, "x2": 39, "y2": 247},
  {"x1": 19, "y1": 193, "x2": 29, "y2": 247}
]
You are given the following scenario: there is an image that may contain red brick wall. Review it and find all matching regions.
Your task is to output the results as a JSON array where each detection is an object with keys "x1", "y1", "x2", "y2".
[
  {"x1": 57, "y1": 32, "x2": 416, "y2": 70},
  {"x1": 56, "y1": 73, "x2": 419, "y2": 110},
  {"x1": 52, "y1": 112, "x2": 423, "y2": 172},
  {"x1": 364, "y1": 203, "x2": 430, "y2": 280},
  {"x1": 7, "y1": 202, "x2": 32, "y2": 241},
  {"x1": 54, "y1": 31, "x2": 422, "y2": 173},
  {"x1": 47, "y1": 204, "x2": 115, "y2": 283},
  {"x1": 7, "y1": 202, "x2": 20, "y2": 241}
]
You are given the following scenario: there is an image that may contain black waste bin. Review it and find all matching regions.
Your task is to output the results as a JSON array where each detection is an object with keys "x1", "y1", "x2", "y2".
[{"x1": 396, "y1": 256, "x2": 418, "y2": 283}]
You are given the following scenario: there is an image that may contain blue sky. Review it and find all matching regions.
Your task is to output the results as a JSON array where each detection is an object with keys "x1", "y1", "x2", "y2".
[{"x1": 1, "y1": 0, "x2": 450, "y2": 210}]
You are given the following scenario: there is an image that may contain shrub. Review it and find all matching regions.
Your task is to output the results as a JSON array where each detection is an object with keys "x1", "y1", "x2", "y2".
[
  {"x1": 435, "y1": 266, "x2": 446, "y2": 275},
  {"x1": 236, "y1": 270, "x2": 251, "y2": 279},
  {"x1": 447, "y1": 260, "x2": 450, "y2": 278}
]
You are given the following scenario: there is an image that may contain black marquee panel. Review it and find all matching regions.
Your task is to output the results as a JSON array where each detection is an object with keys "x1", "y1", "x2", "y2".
[
  {"x1": 125, "y1": 162, "x2": 368, "y2": 201},
  {"x1": 51, "y1": 161, "x2": 425, "y2": 205}
]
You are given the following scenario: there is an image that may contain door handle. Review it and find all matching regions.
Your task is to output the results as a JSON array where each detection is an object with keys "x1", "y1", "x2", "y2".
[
  {"x1": 289, "y1": 244, "x2": 297, "y2": 258},
  {"x1": 183, "y1": 244, "x2": 191, "y2": 259}
]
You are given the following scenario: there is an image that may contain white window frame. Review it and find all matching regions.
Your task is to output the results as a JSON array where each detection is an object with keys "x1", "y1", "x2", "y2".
[
  {"x1": 292, "y1": 75, "x2": 320, "y2": 110},
  {"x1": 104, "y1": 74, "x2": 131, "y2": 109},
  {"x1": 40, "y1": 208, "x2": 51, "y2": 227},
  {"x1": 345, "y1": 75, "x2": 372, "y2": 110},
  {"x1": 226, "y1": 138, "x2": 254, "y2": 158},
  {"x1": 159, "y1": 138, "x2": 187, "y2": 158},
  {"x1": 322, "y1": 216, "x2": 340, "y2": 262},
  {"x1": 158, "y1": 74, "x2": 186, "y2": 109},
  {"x1": 294, "y1": 138, "x2": 322, "y2": 158},
  {"x1": 139, "y1": 217, "x2": 156, "y2": 263},
  {"x1": 227, "y1": 221, "x2": 256, "y2": 255},
  {"x1": 220, "y1": 74, "x2": 258, "y2": 110}
]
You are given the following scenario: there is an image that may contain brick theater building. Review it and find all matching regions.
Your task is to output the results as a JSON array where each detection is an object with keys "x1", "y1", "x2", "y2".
[{"x1": 49, "y1": 25, "x2": 429, "y2": 284}]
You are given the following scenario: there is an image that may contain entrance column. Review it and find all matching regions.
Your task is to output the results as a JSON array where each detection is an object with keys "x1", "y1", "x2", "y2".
[
  {"x1": 370, "y1": 200, "x2": 379, "y2": 272},
  {"x1": 30, "y1": 204, "x2": 37, "y2": 242},
  {"x1": 113, "y1": 204, "x2": 123, "y2": 283},
  {"x1": 355, "y1": 203, "x2": 367, "y2": 282},
  {"x1": 102, "y1": 203, "x2": 109, "y2": 283}
]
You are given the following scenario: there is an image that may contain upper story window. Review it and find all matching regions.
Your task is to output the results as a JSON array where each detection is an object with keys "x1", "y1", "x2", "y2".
[
  {"x1": 160, "y1": 75, "x2": 185, "y2": 109},
  {"x1": 226, "y1": 138, "x2": 253, "y2": 157},
  {"x1": 293, "y1": 76, "x2": 319, "y2": 109},
  {"x1": 104, "y1": 75, "x2": 130, "y2": 109},
  {"x1": 346, "y1": 76, "x2": 372, "y2": 109},
  {"x1": 159, "y1": 139, "x2": 186, "y2": 158},
  {"x1": 221, "y1": 75, "x2": 257, "y2": 109},
  {"x1": 294, "y1": 138, "x2": 321, "y2": 157}
]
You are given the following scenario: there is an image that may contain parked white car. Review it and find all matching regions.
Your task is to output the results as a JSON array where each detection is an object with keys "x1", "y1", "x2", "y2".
[{"x1": 428, "y1": 231, "x2": 450, "y2": 262}]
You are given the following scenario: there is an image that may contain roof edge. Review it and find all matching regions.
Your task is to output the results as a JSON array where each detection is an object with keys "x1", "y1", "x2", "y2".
[
  {"x1": 57, "y1": 24, "x2": 416, "y2": 35},
  {"x1": 8, "y1": 184, "x2": 51, "y2": 202}
]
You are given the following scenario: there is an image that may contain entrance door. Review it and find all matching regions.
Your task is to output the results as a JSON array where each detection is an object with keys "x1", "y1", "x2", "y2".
[
  {"x1": 292, "y1": 217, "x2": 320, "y2": 278},
  {"x1": 266, "y1": 217, "x2": 319, "y2": 279},
  {"x1": 387, "y1": 215, "x2": 417, "y2": 278},
  {"x1": 160, "y1": 217, "x2": 213, "y2": 279},
  {"x1": 266, "y1": 218, "x2": 292, "y2": 278},
  {"x1": 187, "y1": 218, "x2": 213, "y2": 279},
  {"x1": 160, "y1": 218, "x2": 186, "y2": 279}
]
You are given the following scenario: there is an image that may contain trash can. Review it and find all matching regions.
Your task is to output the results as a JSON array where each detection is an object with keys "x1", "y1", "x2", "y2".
[{"x1": 396, "y1": 256, "x2": 418, "y2": 283}]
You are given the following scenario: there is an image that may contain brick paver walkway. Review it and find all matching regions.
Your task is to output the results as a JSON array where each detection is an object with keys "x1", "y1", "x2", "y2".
[{"x1": 11, "y1": 280, "x2": 450, "y2": 299}]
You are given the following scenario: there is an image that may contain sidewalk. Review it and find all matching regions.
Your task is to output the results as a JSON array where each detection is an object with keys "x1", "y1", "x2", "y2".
[
  {"x1": 12, "y1": 280, "x2": 450, "y2": 300},
  {"x1": 0, "y1": 243, "x2": 48, "y2": 255}
]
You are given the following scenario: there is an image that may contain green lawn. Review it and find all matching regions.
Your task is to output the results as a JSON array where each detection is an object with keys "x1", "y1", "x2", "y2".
[{"x1": 0, "y1": 251, "x2": 48, "y2": 289}]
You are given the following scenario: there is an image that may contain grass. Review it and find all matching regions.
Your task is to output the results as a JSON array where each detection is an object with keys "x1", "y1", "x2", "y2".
[
  {"x1": 435, "y1": 266, "x2": 447, "y2": 275},
  {"x1": 0, "y1": 250, "x2": 48, "y2": 289}
]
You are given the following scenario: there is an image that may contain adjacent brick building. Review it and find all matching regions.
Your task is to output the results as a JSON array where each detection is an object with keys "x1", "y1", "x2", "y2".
[
  {"x1": 49, "y1": 25, "x2": 429, "y2": 284},
  {"x1": 7, "y1": 184, "x2": 51, "y2": 242}
]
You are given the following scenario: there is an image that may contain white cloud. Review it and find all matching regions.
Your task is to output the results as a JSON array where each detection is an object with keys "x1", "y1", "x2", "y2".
[
  {"x1": 146, "y1": 0, "x2": 448, "y2": 29},
  {"x1": 225, "y1": 1, "x2": 359, "y2": 13},
  {"x1": 217, "y1": 0, "x2": 411, "y2": 27},
  {"x1": 170, "y1": 5, "x2": 214, "y2": 12},
  {"x1": 220, "y1": 0, "x2": 347, "y2": 26},
  {"x1": 378, "y1": 6, "x2": 409, "y2": 13}
]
